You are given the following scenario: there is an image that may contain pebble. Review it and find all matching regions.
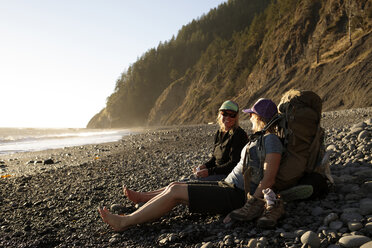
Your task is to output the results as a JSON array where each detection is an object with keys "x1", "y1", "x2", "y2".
[
  {"x1": 360, "y1": 198, "x2": 372, "y2": 215},
  {"x1": 311, "y1": 206, "x2": 323, "y2": 216},
  {"x1": 281, "y1": 232, "x2": 296, "y2": 239},
  {"x1": 340, "y1": 211, "x2": 363, "y2": 223},
  {"x1": 43, "y1": 159, "x2": 54, "y2": 165},
  {"x1": 358, "y1": 130, "x2": 369, "y2": 141},
  {"x1": 329, "y1": 220, "x2": 343, "y2": 230},
  {"x1": 324, "y1": 213, "x2": 338, "y2": 226},
  {"x1": 365, "y1": 223, "x2": 372, "y2": 235},
  {"x1": 361, "y1": 241, "x2": 372, "y2": 248},
  {"x1": 200, "y1": 242, "x2": 213, "y2": 248},
  {"x1": 362, "y1": 181, "x2": 372, "y2": 193},
  {"x1": 110, "y1": 204, "x2": 127, "y2": 214},
  {"x1": 338, "y1": 235, "x2": 371, "y2": 248},
  {"x1": 348, "y1": 221, "x2": 363, "y2": 231},
  {"x1": 247, "y1": 238, "x2": 258, "y2": 248},
  {"x1": 301, "y1": 231, "x2": 320, "y2": 248}
]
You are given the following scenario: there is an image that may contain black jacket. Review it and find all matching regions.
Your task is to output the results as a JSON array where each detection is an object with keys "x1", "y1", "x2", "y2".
[{"x1": 204, "y1": 126, "x2": 248, "y2": 176}]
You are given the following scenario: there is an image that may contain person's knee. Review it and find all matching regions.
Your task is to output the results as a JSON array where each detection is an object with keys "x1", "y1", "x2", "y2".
[
  {"x1": 166, "y1": 182, "x2": 178, "y2": 191},
  {"x1": 168, "y1": 184, "x2": 187, "y2": 201},
  {"x1": 168, "y1": 183, "x2": 181, "y2": 192}
]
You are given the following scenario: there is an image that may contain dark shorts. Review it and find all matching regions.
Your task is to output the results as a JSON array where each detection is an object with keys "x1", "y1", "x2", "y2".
[{"x1": 187, "y1": 181, "x2": 245, "y2": 215}]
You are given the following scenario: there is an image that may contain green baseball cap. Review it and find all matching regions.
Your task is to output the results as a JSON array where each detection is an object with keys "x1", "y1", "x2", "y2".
[{"x1": 219, "y1": 100, "x2": 239, "y2": 112}]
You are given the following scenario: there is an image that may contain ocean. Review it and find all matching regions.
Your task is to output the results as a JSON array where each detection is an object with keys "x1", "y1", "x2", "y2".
[{"x1": 0, "y1": 128, "x2": 133, "y2": 155}]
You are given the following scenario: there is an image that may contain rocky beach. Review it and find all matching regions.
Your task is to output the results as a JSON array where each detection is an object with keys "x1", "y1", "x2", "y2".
[{"x1": 0, "y1": 107, "x2": 371, "y2": 248}]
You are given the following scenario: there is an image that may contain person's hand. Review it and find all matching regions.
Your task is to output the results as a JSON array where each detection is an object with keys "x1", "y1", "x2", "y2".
[
  {"x1": 193, "y1": 164, "x2": 206, "y2": 174},
  {"x1": 194, "y1": 168, "x2": 209, "y2": 178}
]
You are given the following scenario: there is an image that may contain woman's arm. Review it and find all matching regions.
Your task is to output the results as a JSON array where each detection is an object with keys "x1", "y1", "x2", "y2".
[{"x1": 253, "y1": 153, "x2": 281, "y2": 198}]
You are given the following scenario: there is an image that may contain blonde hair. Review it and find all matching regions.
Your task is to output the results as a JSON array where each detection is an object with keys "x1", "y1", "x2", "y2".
[
  {"x1": 251, "y1": 113, "x2": 277, "y2": 134},
  {"x1": 217, "y1": 112, "x2": 240, "y2": 133}
]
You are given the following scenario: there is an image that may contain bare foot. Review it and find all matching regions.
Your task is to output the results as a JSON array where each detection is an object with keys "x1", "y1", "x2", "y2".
[
  {"x1": 98, "y1": 206, "x2": 129, "y2": 232},
  {"x1": 123, "y1": 186, "x2": 143, "y2": 204}
]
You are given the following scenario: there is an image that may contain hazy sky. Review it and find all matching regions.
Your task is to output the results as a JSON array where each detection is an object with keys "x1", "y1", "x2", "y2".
[{"x1": 0, "y1": 0, "x2": 226, "y2": 128}]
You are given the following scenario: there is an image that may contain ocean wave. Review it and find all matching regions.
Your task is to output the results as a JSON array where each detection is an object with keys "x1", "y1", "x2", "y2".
[{"x1": 0, "y1": 128, "x2": 133, "y2": 155}]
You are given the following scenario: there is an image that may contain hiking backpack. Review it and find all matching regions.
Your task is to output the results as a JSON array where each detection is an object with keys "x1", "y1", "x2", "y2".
[
  {"x1": 273, "y1": 89, "x2": 325, "y2": 191},
  {"x1": 243, "y1": 89, "x2": 328, "y2": 195}
]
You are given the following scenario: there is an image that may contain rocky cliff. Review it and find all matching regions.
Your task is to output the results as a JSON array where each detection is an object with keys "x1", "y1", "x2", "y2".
[{"x1": 87, "y1": 0, "x2": 372, "y2": 128}]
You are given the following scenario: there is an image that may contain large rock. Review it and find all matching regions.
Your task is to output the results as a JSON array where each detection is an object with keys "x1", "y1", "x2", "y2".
[
  {"x1": 361, "y1": 241, "x2": 372, "y2": 248},
  {"x1": 338, "y1": 235, "x2": 371, "y2": 248},
  {"x1": 340, "y1": 209, "x2": 363, "y2": 223},
  {"x1": 301, "y1": 231, "x2": 320, "y2": 248},
  {"x1": 360, "y1": 198, "x2": 372, "y2": 215}
]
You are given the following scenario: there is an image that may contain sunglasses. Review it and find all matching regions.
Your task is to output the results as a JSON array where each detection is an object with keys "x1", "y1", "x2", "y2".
[{"x1": 221, "y1": 112, "x2": 237, "y2": 118}]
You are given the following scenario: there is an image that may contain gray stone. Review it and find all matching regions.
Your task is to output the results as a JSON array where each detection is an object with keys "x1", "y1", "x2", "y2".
[
  {"x1": 341, "y1": 210, "x2": 363, "y2": 223},
  {"x1": 201, "y1": 242, "x2": 213, "y2": 248},
  {"x1": 360, "y1": 240, "x2": 372, "y2": 248},
  {"x1": 324, "y1": 213, "x2": 338, "y2": 226},
  {"x1": 354, "y1": 170, "x2": 372, "y2": 179},
  {"x1": 327, "y1": 144, "x2": 337, "y2": 151},
  {"x1": 312, "y1": 206, "x2": 324, "y2": 216},
  {"x1": 349, "y1": 127, "x2": 364, "y2": 136},
  {"x1": 329, "y1": 220, "x2": 343, "y2": 230},
  {"x1": 327, "y1": 245, "x2": 342, "y2": 248},
  {"x1": 294, "y1": 229, "x2": 307, "y2": 237},
  {"x1": 351, "y1": 122, "x2": 366, "y2": 130},
  {"x1": 43, "y1": 158, "x2": 54, "y2": 165},
  {"x1": 224, "y1": 238, "x2": 233, "y2": 246},
  {"x1": 110, "y1": 204, "x2": 127, "y2": 214},
  {"x1": 247, "y1": 239, "x2": 258, "y2": 248},
  {"x1": 338, "y1": 235, "x2": 371, "y2": 248},
  {"x1": 362, "y1": 181, "x2": 372, "y2": 193},
  {"x1": 168, "y1": 233, "x2": 177, "y2": 242},
  {"x1": 281, "y1": 232, "x2": 296, "y2": 239},
  {"x1": 348, "y1": 222, "x2": 363, "y2": 232},
  {"x1": 360, "y1": 198, "x2": 372, "y2": 215},
  {"x1": 358, "y1": 130, "x2": 370, "y2": 141},
  {"x1": 301, "y1": 244, "x2": 311, "y2": 248},
  {"x1": 301, "y1": 231, "x2": 320, "y2": 248},
  {"x1": 345, "y1": 193, "x2": 362, "y2": 201},
  {"x1": 339, "y1": 183, "x2": 359, "y2": 193},
  {"x1": 258, "y1": 237, "x2": 268, "y2": 244},
  {"x1": 159, "y1": 237, "x2": 168, "y2": 245},
  {"x1": 365, "y1": 223, "x2": 372, "y2": 235}
]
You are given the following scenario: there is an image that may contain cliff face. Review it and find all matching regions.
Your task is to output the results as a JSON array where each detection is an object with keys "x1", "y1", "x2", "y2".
[
  {"x1": 234, "y1": 0, "x2": 372, "y2": 115},
  {"x1": 87, "y1": 0, "x2": 372, "y2": 128}
]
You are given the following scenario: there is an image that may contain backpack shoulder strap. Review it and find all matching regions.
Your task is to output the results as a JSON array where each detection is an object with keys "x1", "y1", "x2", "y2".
[{"x1": 257, "y1": 134, "x2": 266, "y2": 170}]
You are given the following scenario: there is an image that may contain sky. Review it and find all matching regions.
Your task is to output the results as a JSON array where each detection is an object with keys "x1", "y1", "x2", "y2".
[{"x1": 0, "y1": 0, "x2": 227, "y2": 128}]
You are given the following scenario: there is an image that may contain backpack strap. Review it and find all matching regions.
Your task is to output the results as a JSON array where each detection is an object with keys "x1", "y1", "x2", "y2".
[
  {"x1": 256, "y1": 114, "x2": 280, "y2": 168},
  {"x1": 242, "y1": 144, "x2": 252, "y2": 196},
  {"x1": 257, "y1": 134, "x2": 266, "y2": 175}
]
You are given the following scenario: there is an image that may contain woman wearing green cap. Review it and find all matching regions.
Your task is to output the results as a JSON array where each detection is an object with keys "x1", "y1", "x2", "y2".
[{"x1": 191, "y1": 100, "x2": 248, "y2": 181}]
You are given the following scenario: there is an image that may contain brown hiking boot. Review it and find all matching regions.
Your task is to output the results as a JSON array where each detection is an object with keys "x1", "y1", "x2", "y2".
[
  {"x1": 256, "y1": 199, "x2": 285, "y2": 229},
  {"x1": 229, "y1": 194, "x2": 265, "y2": 221}
]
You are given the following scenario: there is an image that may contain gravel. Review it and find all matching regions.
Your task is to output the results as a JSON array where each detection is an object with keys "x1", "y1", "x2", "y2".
[{"x1": 0, "y1": 107, "x2": 371, "y2": 247}]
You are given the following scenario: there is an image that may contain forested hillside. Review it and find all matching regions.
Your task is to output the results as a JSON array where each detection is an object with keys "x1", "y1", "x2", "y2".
[{"x1": 87, "y1": 0, "x2": 372, "y2": 128}]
